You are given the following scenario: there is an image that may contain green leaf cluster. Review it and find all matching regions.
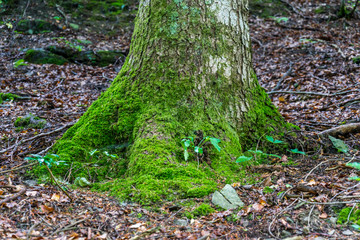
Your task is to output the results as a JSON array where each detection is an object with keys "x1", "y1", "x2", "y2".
[
  {"x1": 25, "y1": 154, "x2": 66, "y2": 168},
  {"x1": 181, "y1": 136, "x2": 221, "y2": 161}
]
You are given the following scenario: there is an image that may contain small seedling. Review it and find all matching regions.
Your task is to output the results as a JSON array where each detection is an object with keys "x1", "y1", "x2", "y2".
[
  {"x1": 13, "y1": 59, "x2": 28, "y2": 68},
  {"x1": 25, "y1": 154, "x2": 72, "y2": 201},
  {"x1": 181, "y1": 136, "x2": 221, "y2": 165}
]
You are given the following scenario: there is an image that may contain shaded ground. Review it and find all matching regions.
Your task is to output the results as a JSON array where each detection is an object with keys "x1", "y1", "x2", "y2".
[{"x1": 1, "y1": 0, "x2": 360, "y2": 239}]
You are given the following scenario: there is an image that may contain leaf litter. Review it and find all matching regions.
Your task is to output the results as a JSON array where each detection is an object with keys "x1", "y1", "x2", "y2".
[{"x1": 1, "y1": 0, "x2": 360, "y2": 239}]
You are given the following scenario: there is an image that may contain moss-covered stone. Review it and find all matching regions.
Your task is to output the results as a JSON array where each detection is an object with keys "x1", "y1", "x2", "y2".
[
  {"x1": 46, "y1": 46, "x2": 126, "y2": 66},
  {"x1": 16, "y1": 19, "x2": 60, "y2": 34},
  {"x1": 353, "y1": 56, "x2": 360, "y2": 64},
  {"x1": 24, "y1": 49, "x2": 68, "y2": 65},
  {"x1": 0, "y1": 93, "x2": 20, "y2": 104},
  {"x1": 249, "y1": 0, "x2": 289, "y2": 18},
  {"x1": 14, "y1": 113, "x2": 47, "y2": 129}
]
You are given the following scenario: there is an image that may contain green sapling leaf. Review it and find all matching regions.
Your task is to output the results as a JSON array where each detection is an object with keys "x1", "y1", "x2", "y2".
[
  {"x1": 265, "y1": 136, "x2": 284, "y2": 144},
  {"x1": 236, "y1": 156, "x2": 253, "y2": 163},
  {"x1": 290, "y1": 148, "x2": 306, "y2": 155},
  {"x1": 329, "y1": 136, "x2": 349, "y2": 154},
  {"x1": 184, "y1": 149, "x2": 189, "y2": 161},
  {"x1": 209, "y1": 137, "x2": 221, "y2": 152},
  {"x1": 346, "y1": 162, "x2": 360, "y2": 170}
]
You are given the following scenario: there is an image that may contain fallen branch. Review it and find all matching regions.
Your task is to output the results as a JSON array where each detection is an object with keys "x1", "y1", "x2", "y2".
[
  {"x1": 0, "y1": 187, "x2": 26, "y2": 205},
  {"x1": 267, "y1": 90, "x2": 349, "y2": 96},
  {"x1": 272, "y1": 62, "x2": 293, "y2": 91},
  {"x1": 318, "y1": 123, "x2": 360, "y2": 137},
  {"x1": 51, "y1": 217, "x2": 89, "y2": 236},
  {"x1": 0, "y1": 162, "x2": 37, "y2": 175},
  {"x1": 0, "y1": 122, "x2": 75, "y2": 154}
]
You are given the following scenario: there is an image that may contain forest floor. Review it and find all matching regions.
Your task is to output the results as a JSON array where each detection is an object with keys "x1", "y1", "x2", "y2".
[{"x1": 1, "y1": 0, "x2": 360, "y2": 239}]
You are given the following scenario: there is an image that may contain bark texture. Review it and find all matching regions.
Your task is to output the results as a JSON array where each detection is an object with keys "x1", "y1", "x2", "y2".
[{"x1": 52, "y1": 0, "x2": 288, "y2": 203}]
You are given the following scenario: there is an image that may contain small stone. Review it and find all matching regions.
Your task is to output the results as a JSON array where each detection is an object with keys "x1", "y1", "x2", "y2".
[
  {"x1": 283, "y1": 236, "x2": 303, "y2": 240},
  {"x1": 342, "y1": 229, "x2": 353, "y2": 236},
  {"x1": 329, "y1": 217, "x2": 337, "y2": 224},
  {"x1": 281, "y1": 230, "x2": 292, "y2": 238},
  {"x1": 174, "y1": 219, "x2": 188, "y2": 226},
  {"x1": 313, "y1": 237, "x2": 326, "y2": 240},
  {"x1": 23, "y1": 180, "x2": 37, "y2": 187}
]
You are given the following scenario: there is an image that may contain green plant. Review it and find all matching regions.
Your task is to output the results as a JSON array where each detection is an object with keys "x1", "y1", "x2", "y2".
[
  {"x1": 270, "y1": 16, "x2": 289, "y2": 23},
  {"x1": 181, "y1": 136, "x2": 221, "y2": 162},
  {"x1": 64, "y1": 40, "x2": 83, "y2": 52},
  {"x1": 25, "y1": 154, "x2": 72, "y2": 201},
  {"x1": 236, "y1": 135, "x2": 305, "y2": 164},
  {"x1": 263, "y1": 186, "x2": 275, "y2": 194},
  {"x1": 13, "y1": 59, "x2": 28, "y2": 68}
]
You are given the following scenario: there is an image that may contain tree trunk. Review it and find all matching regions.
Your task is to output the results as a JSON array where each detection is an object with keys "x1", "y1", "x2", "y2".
[{"x1": 53, "y1": 0, "x2": 288, "y2": 203}]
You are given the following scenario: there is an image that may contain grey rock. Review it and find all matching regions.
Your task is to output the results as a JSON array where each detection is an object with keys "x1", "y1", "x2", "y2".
[
  {"x1": 283, "y1": 237, "x2": 303, "y2": 240},
  {"x1": 329, "y1": 217, "x2": 337, "y2": 224},
  {"x1": 281, "y1": 230, "x2": 292, "y2": 238},
  {"x1": 313, "y1": 237, "x2": 326, "y2": 240},
  {"x1": 211, "y1": 184, "x2": 244, "y2": 210},
  {"x1": 342, "y1": 229, "x2": 353, "y2": 235},
  {"x1": 220, "y1": 184, "x2": 244, "y2": 207},
  {"x1": 174, "y1": 219, "x2": 188, "y2": 226},
  {"x1": 23, "y1": 180, "x2": 37, "y2": 187}
]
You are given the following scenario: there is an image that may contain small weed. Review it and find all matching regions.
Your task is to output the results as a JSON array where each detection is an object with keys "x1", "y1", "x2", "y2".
[
  {"x1": 13, "y1": 59, "x2": 28, "y2": 68},
  {"x1": 181, "y1": 135, "x2": 221, "y2": 166}
]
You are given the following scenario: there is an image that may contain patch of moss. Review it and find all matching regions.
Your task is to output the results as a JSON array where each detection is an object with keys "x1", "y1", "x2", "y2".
[
  {"x1": 16, "y1": 19, "x2": 59, "y2": 34},
  {"x1": 0, "y1": 93, "x2": 20, "y2": 104},
  {"x1": 192, "y1": 203, "x2": 215, "y2": 217},
  {"x1": 337, "y1": 207, "x2": 360, "y2": 225},
  {"x1": 14, "y1": 113, "x2": 46, "y2": 129},
  {"x1": 353, "y1": 56, "x2": 360, "y2": 64},
  {"x1": 249, "y1": 0, "x2": 289, "y2": 18},
  {"x1": 24, "y1": 49, "x2": 68, "y2": 65}
]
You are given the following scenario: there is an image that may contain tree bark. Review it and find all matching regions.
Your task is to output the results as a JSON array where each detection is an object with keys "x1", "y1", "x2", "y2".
[{"x1": 52, "y1": 0, "x2": 288, "y2": 203}]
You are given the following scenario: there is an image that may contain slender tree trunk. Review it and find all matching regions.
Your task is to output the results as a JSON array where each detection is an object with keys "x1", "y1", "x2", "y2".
[{"x1": 53, "y1": 0, "x2": 289, "y2": 203}]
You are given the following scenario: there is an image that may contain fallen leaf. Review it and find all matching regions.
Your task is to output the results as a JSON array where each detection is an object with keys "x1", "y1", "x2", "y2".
[
  {"x1": 252, "y1": 203, "x2": 264, "y2": 212},
  {"x1": 129, "y1": 223, "x2": 143, "y2": 229},
  {"x1": 319, "y1": 212, "x2": 328, "y2": 219}
]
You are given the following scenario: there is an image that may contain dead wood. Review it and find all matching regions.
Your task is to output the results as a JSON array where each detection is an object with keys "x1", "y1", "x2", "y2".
[{"x1": 318, "y1": 123, "x2": 360, "y2": 138}]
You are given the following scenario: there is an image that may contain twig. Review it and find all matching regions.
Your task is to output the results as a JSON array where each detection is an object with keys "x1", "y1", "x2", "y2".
[
  {"x1": 52, "y1": 217, "x2": 89, "y2": 236},
  {"x1": 0, "y1": 187, "x2": 26, "y2": 205},
  {"x1": 268, "y1": 199, "x2": 299, "y2": 238},
  {"x1": 27, "y1": 222, "x2": 40, "y2": 240},
  {"x1": 267, "y1": 90, "x2": 349, "y2": 96},
  {"x1": 0, "y1": 122, "x2": 75, "y2": 154},
  {"x1": 55, "y1": 4, "x2": 68, "y2": 25},
  {"x1": 298, "y1": 199, "x2": 360, "y2": 205},
  {"x1": 349, "y1": 0, "x2": 360, "y2": 16},
  {"x1": 45, "y1": 164, "x2": 73, "y2": 202},
  {"x1": 346, "y1": 204, "x2": 357, "y2": 224},
  {"x1": 22, "y1": 0, "x2": 31, "y2": 17},
  {"x1": 304, "y1": 159, "x2": 335, "y2": 181},
  {"x1": 272, "y1": 62, "x2": 293, "y2": 91},
  {"x1": 307, "y1": 205, "x2": 315, "y2": 229},
  {"x1": 0, "y1": 162, "x2": 37, "y2": 175}
]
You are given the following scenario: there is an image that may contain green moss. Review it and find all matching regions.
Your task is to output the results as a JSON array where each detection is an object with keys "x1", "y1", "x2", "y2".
[
  {"x1": 192, "y1": 203, "x2": 215, "y2": 217},
  {"x1": 249, "y1": 0, "x2": 289, "y2": 18},
  {"x1": 14, "y1": 113, "x2": 46, "y2": 129},
  {"x1": 0, "y1": 93, "x2": 20, "y2": 104},
  {"x1": 337, "y1": 206, "x2": 360, "y2": 224},
  {"x1": 353, "y1": 56, "x2": 360, "y2": 64},
  {"x1": 24, "y1": 49, "x2": 68, "y2": 65}
]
